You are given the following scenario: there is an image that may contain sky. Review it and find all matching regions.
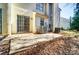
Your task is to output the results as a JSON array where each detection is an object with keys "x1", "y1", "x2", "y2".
[{"x1": 59, "y1": 3, "x2": 76, "y2": 19}]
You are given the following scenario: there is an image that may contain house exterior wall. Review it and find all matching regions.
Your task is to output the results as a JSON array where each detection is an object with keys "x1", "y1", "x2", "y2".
[
  {"x1": 11, "y1": 3, "x2": 48, "y2": 34},
  {"x1": 48, "y1": 3, "x2": 61, "y2": 32},
  {"x1": 0, "y1": 3, "x2": 36, "y2": 35},
  {"x1": 48, "y1": 3, "x2": 54, "y2": 32},
  {"x1": 0, "y1": 3, "x2": 61, "y2": 35},
  {"x1": 35, "y1": 16, "x2": 49, "y2": 33},
  {"x1": 11, "y1": 4, "x2": 33, "y2": 34},
  {"x1": 35, "y1": 16, "x2": 41, "y2": 33},
  {"x1": 35, "y1": 16, "x2": 40, "y2": 29},
  {"x1": 33, "y1": 3, "x2": 49, "y2": 33},
  {"x1": 54, "y1": 5, "x2": 60, "y2": 28},
  {"x1": 46, "y1": 4, "x2": 49, "y2": 16}
]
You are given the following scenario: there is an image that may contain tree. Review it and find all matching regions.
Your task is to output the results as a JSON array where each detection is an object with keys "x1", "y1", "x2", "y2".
[{"x1": 71, "y1": 3, "x2": 79, "y2": 31}]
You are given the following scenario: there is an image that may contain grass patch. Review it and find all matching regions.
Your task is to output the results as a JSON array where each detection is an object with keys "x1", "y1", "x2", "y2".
[{"x1": 60, "y1": 30, "x2": 79, "y2": 37}]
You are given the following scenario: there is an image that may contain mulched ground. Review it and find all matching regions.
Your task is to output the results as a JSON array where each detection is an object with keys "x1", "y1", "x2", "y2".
[{"x1": 11, "y1": 36, "x2": 79, "y2": 55}]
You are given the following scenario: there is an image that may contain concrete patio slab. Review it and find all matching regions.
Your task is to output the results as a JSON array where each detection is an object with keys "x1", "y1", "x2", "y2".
[{"x1": 4, "y1": 33, "x2": 62, "y2": 54}]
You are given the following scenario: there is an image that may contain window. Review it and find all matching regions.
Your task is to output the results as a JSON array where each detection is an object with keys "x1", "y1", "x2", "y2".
[
  {"x1": 0, "y1": 9, "x2": 2, "y2": 33},
  {"x1": 36, "y1": 3, "x2": 44, "y2": 12},
  {"x1": 40, "y1": 18, "x2": 44, "y2": 26}
]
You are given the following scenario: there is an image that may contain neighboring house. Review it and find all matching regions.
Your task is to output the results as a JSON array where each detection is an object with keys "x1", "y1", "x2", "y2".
[
  {"x1": 60, "y1": 17, "x2": 70, "y2": 29},
  {"x1": 0, "y1": 3, "x2": 61, "y2": 35}
]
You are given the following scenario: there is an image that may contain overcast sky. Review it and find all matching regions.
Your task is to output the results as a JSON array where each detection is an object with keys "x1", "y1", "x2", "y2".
[{"x1": 59, "y1": 3, "x2": 76, "y2": 19}]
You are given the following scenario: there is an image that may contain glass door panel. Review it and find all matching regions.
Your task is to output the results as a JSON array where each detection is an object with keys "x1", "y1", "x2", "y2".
[{"x1": 17, "y1": 15, "x2": 29, "y2": 33}]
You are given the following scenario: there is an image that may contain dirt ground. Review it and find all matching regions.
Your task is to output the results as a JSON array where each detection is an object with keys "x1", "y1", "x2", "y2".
[{"x1": 11, "y1": 36, "x2": 79, "y2": 55}]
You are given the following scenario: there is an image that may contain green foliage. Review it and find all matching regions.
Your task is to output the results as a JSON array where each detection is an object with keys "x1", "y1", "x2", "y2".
[
  {"x1": 71, "y1": 17, "x2": 79, "y2": 31},
  {"x1": 71, "y1": 4, "x2": 79, "y2": 31}
]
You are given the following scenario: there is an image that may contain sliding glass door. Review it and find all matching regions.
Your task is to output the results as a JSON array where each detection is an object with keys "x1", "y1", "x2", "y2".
[
  {"x1": 17, "y1": 15, "x2": 29, "y2": 33},
  {"x1": 0, "y1": 9, "x2": 2, "y2": 34}
]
